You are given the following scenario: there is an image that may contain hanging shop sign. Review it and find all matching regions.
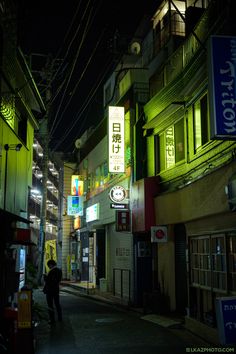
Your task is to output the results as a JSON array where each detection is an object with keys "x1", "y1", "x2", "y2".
[
  {"x1": 151, "y1": 226, "x2": 168, "y2": 243},
  {"x1": 109, "y1": 185, "x2": 127, "y2": 203},
  {"x1": 208, "y1": 35, "x2": 236, "y2": 139},
  {"x1": 71, "y1": 175, "x2": 84, "y2": 196},
  {"x1": 108, "y1": 106, "x2": 125, "y2": 173},
  {"x1": 74, "y1": 216, "x2": 81, "y2": 229},
  {"x1": 67, "y1": 196, "x2": 83, "y2": 216}
]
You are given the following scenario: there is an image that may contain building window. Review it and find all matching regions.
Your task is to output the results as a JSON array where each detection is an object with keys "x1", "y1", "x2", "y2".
[
  {"x1": 229, "y1": 235, "x2": 236, "y2": 292},
  {"x1": 156, "y1": 118, "x2": 185, "y2": 172},
  {"x1": 189, "y1": 233, "x2": 235, "y2": 326},
  {"x1": 190, "y1": 236, "x2": 211, "y2": 288},
  {"x1": 193, "y1": 93, "x2": 209, "y2": 152},
  {"x1": 189, "y1": 233, "x2": 234, "y2": 293}
]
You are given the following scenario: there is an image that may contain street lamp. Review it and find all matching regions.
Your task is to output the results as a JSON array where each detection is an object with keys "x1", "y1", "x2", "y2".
[{"x1": 4, "y1": 143, "x2": 22, "y2": 210}]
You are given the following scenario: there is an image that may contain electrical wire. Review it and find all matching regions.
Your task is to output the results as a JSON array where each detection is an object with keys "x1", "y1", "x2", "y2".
[
  {"x1": 51, "y1": 58, "x2": 114, "y2": 152},
  {"x1": 39, "y1": 1, "x2": 83, "y2": 95},
  {"x1": 51, "y1": 60, "x2": 112, "y2": 151},
  {"x1": 49, "y1": 0, "x2": 94, "y2": 134},
  {"x1": 49, "y1": 27, "x2": 105, "y2": 137}
]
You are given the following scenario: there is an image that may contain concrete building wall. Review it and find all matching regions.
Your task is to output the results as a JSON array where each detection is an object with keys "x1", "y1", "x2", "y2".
[
  {"x1": 154, "y1": 161, "x2": 234, "y2": 225},
  {"x1": 62, "y1": 162, "x2": 75, "y2": 279}
]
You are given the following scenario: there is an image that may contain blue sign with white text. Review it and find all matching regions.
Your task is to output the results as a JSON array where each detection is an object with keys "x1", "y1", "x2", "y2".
[
  {"x1": 208, "y1": 35, "x2": 236, "y2": 139},
  {"x1": 215, "y1": 297, "x2": 236, "y2": 345}
]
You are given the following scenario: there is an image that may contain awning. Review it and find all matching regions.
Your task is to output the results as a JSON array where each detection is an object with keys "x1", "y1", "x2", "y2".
[
  {"x1": 143, "y1": 102, "x2": 185, "y2": 130},
  {"x1": 0, "y1": 209, "x2": 32, "y2": 224}
]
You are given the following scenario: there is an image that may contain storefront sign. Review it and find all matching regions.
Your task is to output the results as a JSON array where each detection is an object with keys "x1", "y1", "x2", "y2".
[
  {"x1": 74, "y1": 216, "x2": 81, "y2": 229},
  {"x1": 71, "y1": 175, "x2": 84, "y2": 196},
  {"x1": 17, "y1": 290, "x2": 32, "y2": 328},
  {"x1": 116, "y1": 210, "x2": 130, "y2": 231},
  {"x1": 208, "y1": 35, "x2": 236, "y2": 139},
  {"x1": 86, "y1": 203, "x2": 99, "y2": 222},
  {"x1": 151, "y1": 226, "x2": 168, "y2": 243},
  {"x1": 67, "y1": 196, "x2": 83, "y2": 216},
  {"x1": 15, "y1": 228, "x2": 31, "y2": 243},
  {"x1": 109, "y1": 185, "x2": 127, "y2": 203},
  {"x1": 110, "y1": 203, "x2": 128, "y2": 209},
  {"x1": 216, "y1": 296, "x2": 236, "y2": 345},
  {"x1": 108, "y1": 106, "x2": 125, "y2": 173}
]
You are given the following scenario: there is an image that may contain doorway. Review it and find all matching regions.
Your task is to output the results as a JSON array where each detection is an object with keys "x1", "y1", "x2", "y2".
[{"x1": 174, "y1": 223, "x2": 187, "y2": 315}]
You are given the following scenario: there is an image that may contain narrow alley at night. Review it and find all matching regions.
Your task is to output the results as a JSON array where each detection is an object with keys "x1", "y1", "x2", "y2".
[{"x1": 1, "y1": 1, "x2": 236, "y2": 353}]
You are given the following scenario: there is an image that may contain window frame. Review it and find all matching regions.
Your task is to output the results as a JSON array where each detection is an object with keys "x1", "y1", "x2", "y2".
[
  {"x1": 193, "y1": 93, "x2": 210, "y2": 153},
  {"x1": 189, "y1": 233, "x2": 236, "y2": 294}
]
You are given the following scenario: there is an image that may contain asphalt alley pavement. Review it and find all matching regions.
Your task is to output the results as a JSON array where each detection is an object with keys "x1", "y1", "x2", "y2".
[{"x1": 32, "y1": 286, "x2": 212, "y2": 354}]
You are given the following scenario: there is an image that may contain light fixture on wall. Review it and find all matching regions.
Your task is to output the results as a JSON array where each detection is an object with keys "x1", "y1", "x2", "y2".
[
  {"x1": 4, "y1": 143, "x2": 22, "y2": 151},
  {"x1": 4, "y1": 143, "x2": 23, "y2": 210}
]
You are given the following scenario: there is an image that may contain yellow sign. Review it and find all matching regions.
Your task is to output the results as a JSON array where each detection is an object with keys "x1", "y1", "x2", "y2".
[
  {"x1": 45, "y1": 240, "x2": 57, "y2": 272},
  {"x1": 17, "y1": 290, "x2": 32, "y2": 328},
  {"x1": 71, "y1": 175, "x2": 84, "y2": 196}
]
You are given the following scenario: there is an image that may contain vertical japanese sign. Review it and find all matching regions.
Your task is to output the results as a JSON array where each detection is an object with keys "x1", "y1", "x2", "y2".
[
  {"x1": 17, "y1": 290, "x2": 32, "y2": 328},
  {"x1": 116, "y1": 210, "x2": 130, "y2": 231},
  {"x1": 165, "y1": 127, "x2": 175, "y2": 168},
  {"x1": 208, "y1": 35, "x2": 236, "y2": 139},
  {"x1": 108, "y1": 106, "x2": 125, "y2": 173}
]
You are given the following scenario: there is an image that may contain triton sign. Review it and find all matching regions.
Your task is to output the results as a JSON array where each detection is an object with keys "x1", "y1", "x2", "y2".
[{"x1": 208, "y1": 35, "x2": 236, "y2": 139}]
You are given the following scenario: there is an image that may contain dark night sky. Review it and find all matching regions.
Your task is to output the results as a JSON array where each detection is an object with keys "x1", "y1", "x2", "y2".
[{"x1": 17, "y1": 0, "x2": 159, "y2": 152}]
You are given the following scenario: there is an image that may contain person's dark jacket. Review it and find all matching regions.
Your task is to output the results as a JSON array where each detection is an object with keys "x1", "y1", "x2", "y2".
[{"x1": 43, "y1": 267, "x2": 62, "y2": 294}]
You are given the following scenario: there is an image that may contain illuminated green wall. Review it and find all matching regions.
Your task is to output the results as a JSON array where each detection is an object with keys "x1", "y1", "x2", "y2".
[{"x1": 0, "y1": 117, "x2": 35, "y2": 213}]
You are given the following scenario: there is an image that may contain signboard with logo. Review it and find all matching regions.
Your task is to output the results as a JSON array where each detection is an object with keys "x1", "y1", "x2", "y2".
[
  {"x1": 17, "y1": 290, "x2": 32, "y2": 328},
  {"x1": 215, "y1": 296, "x2": 236, "y2": 345},
  {"x1": 116, "y1": 210, "x2": 130, "y2": 232},
  {"x1": 108, "y1": 106, "x2": 125, "y2": 173},
  {"x1": 208, "y1": 35, "x2": 236, "y2": 139},
  {"x1": 67, "y1": 196, "x2": 83, "y2": 216},
  {"x1": 151, "y1": 226, "x2": 168, "y2": 243},
  {"x1": 71, "y1": 175, "x2": 84, "y2": 196},
  {"x1": 109, "y1": 185, "x2": 127, "y2": 203},
  {"x1": 86, "y1": 203, "x2": 99, "y2": 222},
  {"x1": 110, "y1": 203, "x2": 128, "y2": 209}
]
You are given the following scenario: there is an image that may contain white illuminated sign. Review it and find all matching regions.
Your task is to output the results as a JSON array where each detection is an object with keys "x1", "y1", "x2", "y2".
[
  {"x1": 108, "y1": 106, "x2": 125, "y2": 173},
  {"x1": 86, "y1": 203, "x2": 99, "y2": 223}
]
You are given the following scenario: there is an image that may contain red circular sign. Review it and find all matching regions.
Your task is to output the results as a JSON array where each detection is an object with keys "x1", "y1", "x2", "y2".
[{"x1": 155, "y1": 229, "x2": 165, "y2": 239}]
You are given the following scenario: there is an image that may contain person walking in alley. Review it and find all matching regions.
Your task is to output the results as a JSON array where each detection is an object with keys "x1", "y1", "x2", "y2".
[{"x1": 43, "y1": 259, "x2": 62, "y2": 325}]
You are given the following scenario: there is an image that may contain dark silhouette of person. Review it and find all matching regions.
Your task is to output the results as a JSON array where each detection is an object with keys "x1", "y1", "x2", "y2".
[{"x1": 43, "y1": 259, "x2": 62, "y2": 324}]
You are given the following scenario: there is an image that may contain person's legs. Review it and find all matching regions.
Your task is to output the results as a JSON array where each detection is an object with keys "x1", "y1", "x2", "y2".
[
  {"x1": 53, "y1": 292, "x2": 62, "y2": 321},
  {"x1": 46, "y1": 293, "x2": 55, "y2": 323}
]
